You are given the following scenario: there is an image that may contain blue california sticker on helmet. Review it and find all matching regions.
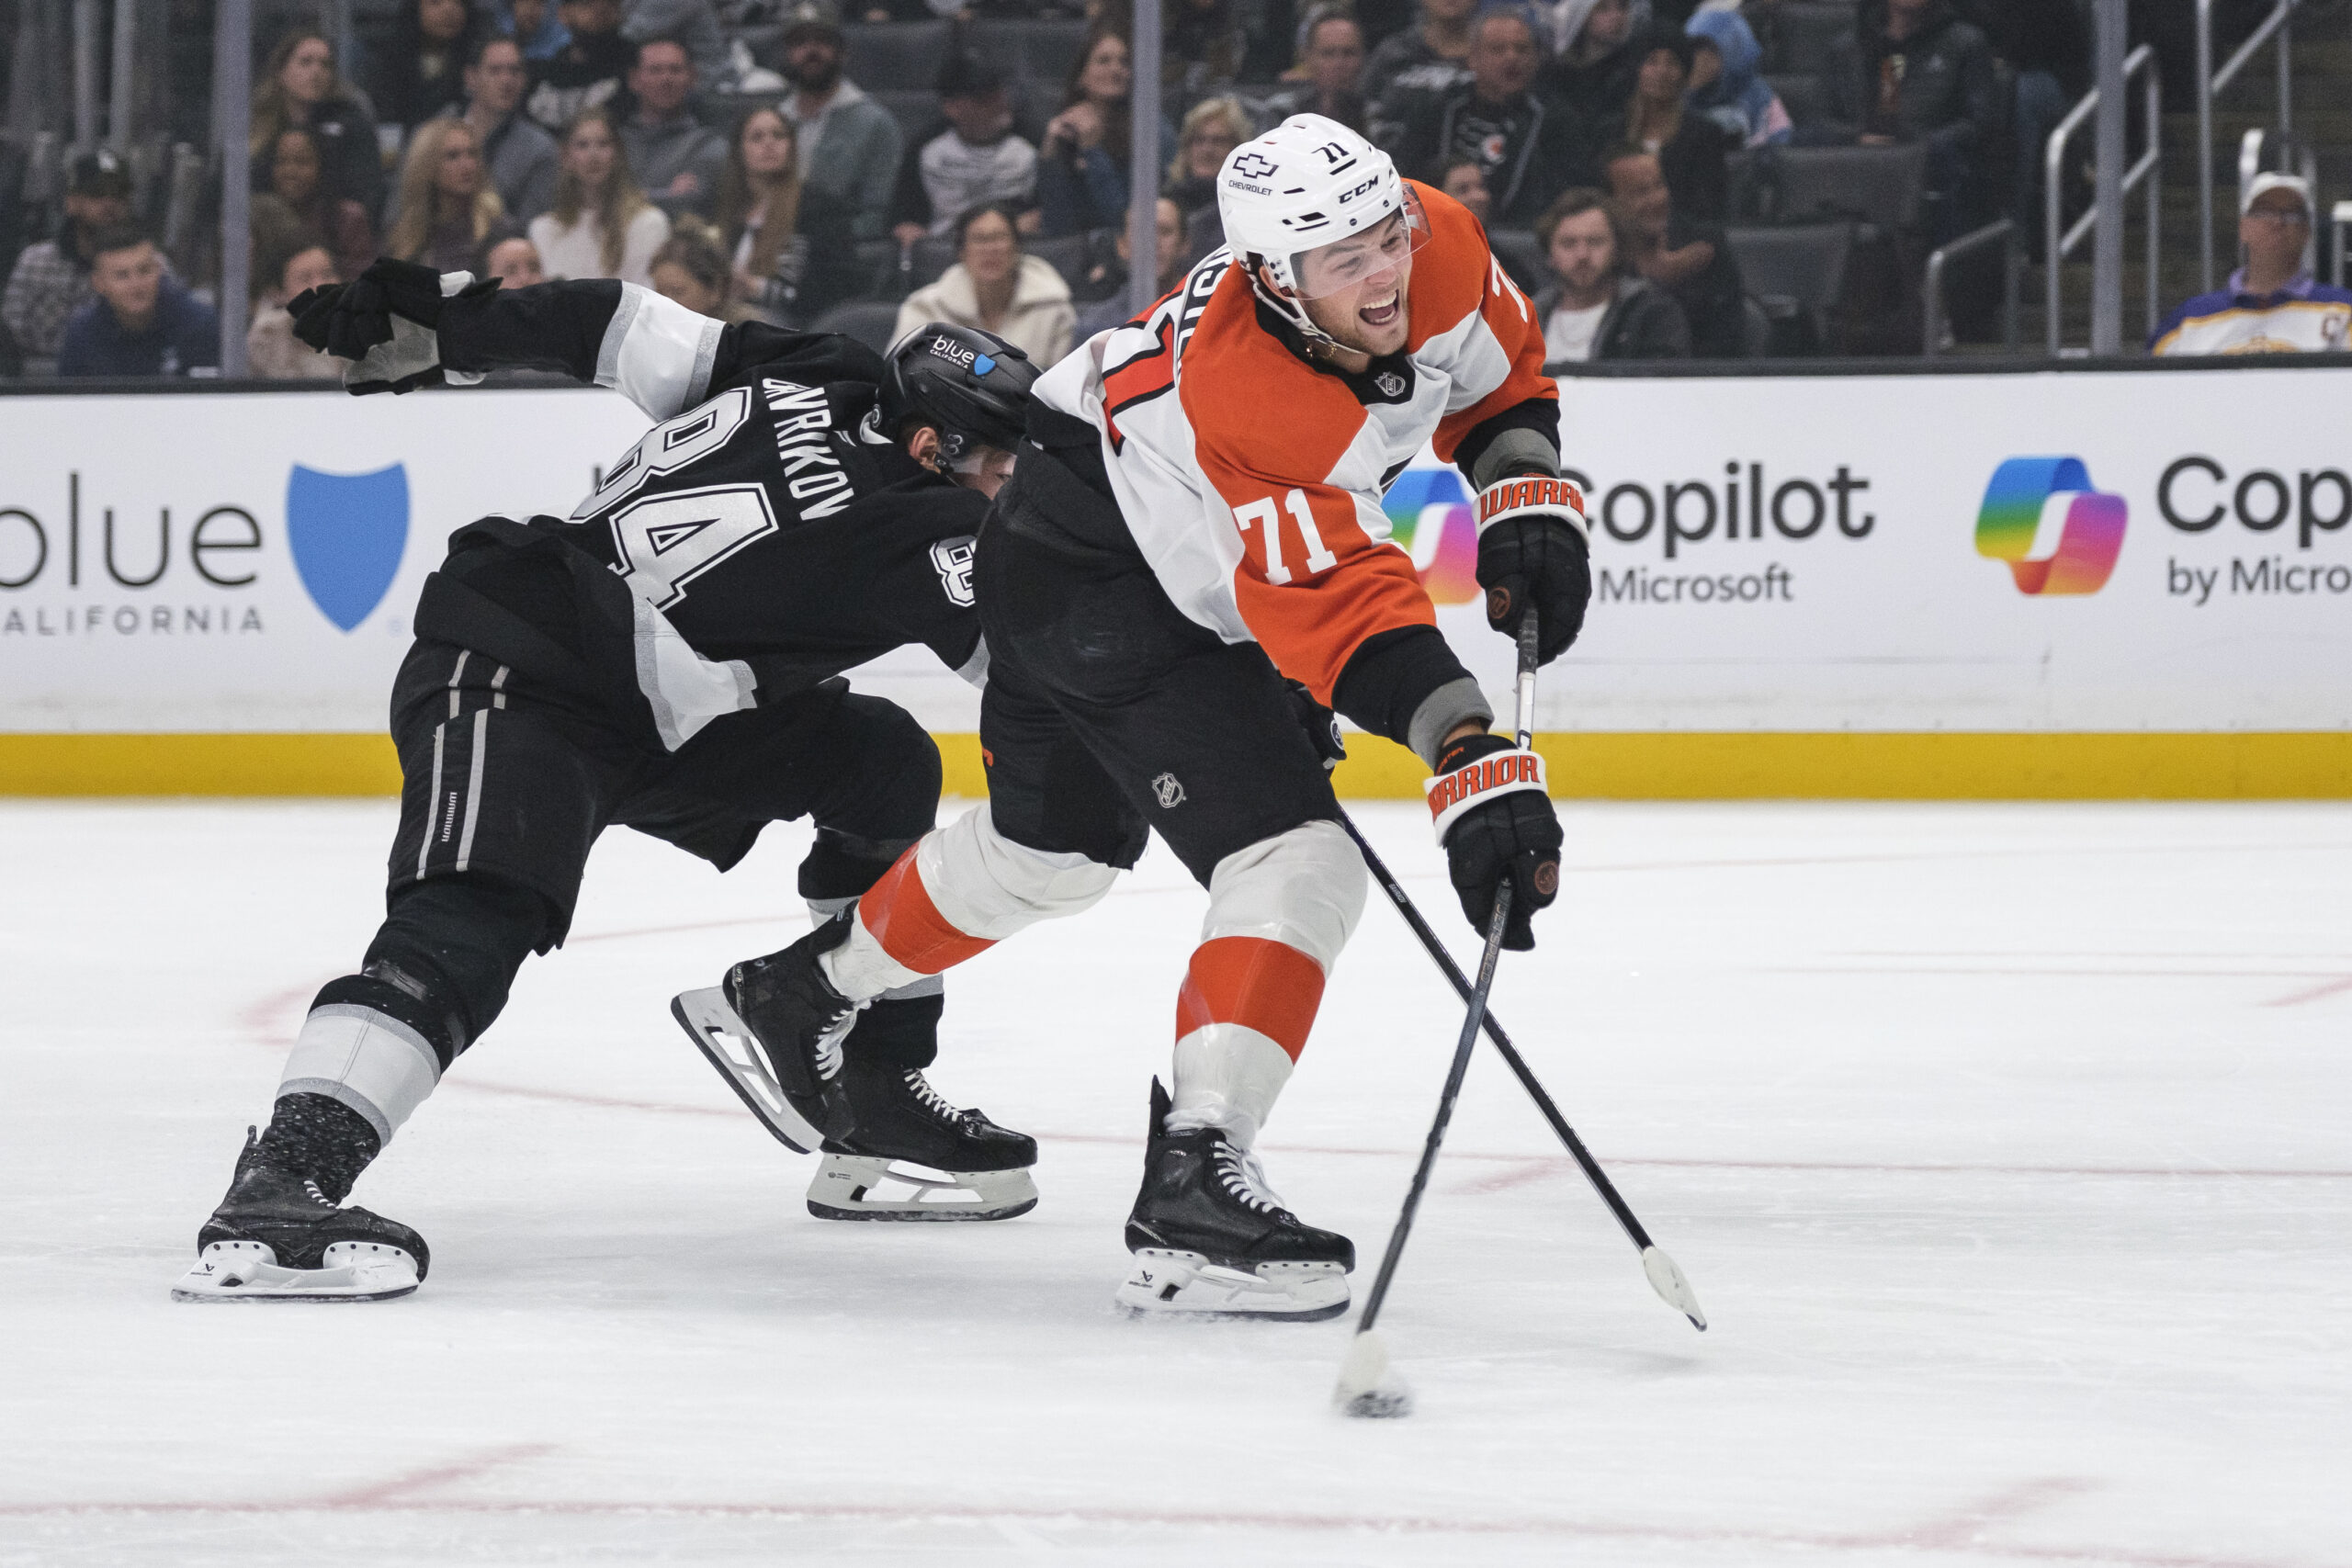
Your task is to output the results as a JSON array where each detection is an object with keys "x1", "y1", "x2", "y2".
[{"x1": 973, "y1": 354, "x2": 996, "y2": 376}]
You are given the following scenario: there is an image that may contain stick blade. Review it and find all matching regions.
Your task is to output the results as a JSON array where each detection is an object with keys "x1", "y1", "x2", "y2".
[
  {"x1": 1641, "y1": 1245, "x2": 1707, "y2": 1331},
  {"x1": 1332, "y1": 1329, "x2": 1414, "y2": 1418}
]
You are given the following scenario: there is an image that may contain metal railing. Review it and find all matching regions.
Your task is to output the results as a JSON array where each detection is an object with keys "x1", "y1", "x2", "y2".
[
  {"x1": 2199, "y1": 0, "x2": 2301, "y2": 292},
  {"x1": 2335, "y1": 201, "x2": 2352, "y2": 288},
  {"x1": 1924, "y1": 218, "x2": 2020, "y2": 357},
  {"x1": 2046, "y1": 43, "x2": 2159, "y2": 355}
]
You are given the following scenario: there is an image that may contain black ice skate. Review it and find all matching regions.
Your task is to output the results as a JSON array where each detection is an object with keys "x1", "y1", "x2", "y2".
[
  {"x1": 1115, "y1": 1079, "x2": 1353, "y2": 1321},
  {"x1": 672, "y1": 913, "x2": 863, "y2": 1154},
  {"x1": 807, "y1": 1054, "x2": 1040, "y2": 1222},
  {"x1": 173, "y1": 1130, "x2": 427, "y2": 1303}
]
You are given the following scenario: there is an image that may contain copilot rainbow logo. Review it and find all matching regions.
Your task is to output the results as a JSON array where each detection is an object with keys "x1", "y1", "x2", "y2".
[
  {"x1": 1975, "y1": 457, "x2": 2128, "y2": 595},
  {"x1": 1381, "y1": 469, "x2": 1481, "y2": 604}
]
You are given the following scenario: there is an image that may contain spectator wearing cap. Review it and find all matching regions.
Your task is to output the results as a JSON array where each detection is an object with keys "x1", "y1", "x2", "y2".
[
  {"x1": 1532, "y1": 186, "x2": 1689, "y2": 363},
  {"x1": 2153, "y1": 173, "x2": 2352, "y2": 355},
  {"x1": 1602, "y1": 142, "x2": 1746, "y2": 358},
  {"x1": 1073, "y1": 197, "x2": 1186, "y2": 340},
  {"x1": 369, "y1": 0, "x2": 492, "y2": 134},
  {"x1": 1396, "y1": 7, "x2": 1580, "y2": 229},
  {"x1": 3, "y1": 149, "x2": 134, "y2": 363},
  {"x1": 57, "y1": 227, "x2": 219, "y2": 378},
  {"x1": 621, "y1": 39, "x2": 729, "y2": 219},
  {"x1": 778, "y1": 0, "x2": 905, "y2": 243},
  {"x1": 1164, "y1": 98, "x2": 1252, "y2": 222},
  {"x1": 1037, "y1": 26, "x2": 1140, "y2": 239},
  {"x1": 1364, "y1": 0, "x2": 1477, "y2": 150},
  {"x1": 1685, "y1": 11, "x2": 1791, "y2": 150},
  {"x1": 894, "y1": 201, "x2": 1074, "y2": 367},
  {"x1": 1821, "y1": 0, "x2": 2000, "y2": 241},
  {"x1": 890, "y1": 53, "x2": 1040, "y2": 246},
  {"x1": 1254, "y1": 7, "x2": 1369, "y2": 136},
  {"x1": 441, "y1": 36, "x2": 562, "y2": 223},
  {"x1": 260, "y1": 125, "x2": 378, "y2": 280},
  {"x1": 250, "y1": 29, "x2": 385, "y2": 216},
  {"x1": 527, "y1": 0, "x2": 635, "y2": 132}
]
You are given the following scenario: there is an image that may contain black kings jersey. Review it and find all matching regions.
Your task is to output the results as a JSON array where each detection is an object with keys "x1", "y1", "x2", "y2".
[{"x1": 413, "y1": 282, "x2": 988, "y2": 750}]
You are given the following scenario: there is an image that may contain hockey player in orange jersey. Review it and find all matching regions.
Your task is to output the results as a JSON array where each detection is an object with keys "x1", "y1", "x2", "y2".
[{"x1": 676, "y1": 115, "x2": 1594, "y2": 1317}]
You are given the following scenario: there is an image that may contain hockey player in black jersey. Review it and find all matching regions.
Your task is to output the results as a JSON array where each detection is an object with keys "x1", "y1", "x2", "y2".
[{"x1": 175, "y1": 259, "x2": 1045, "y2": 1303}]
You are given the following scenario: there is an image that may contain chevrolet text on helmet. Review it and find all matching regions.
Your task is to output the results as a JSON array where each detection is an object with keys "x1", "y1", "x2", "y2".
[{"x1": 1216, "y1": 114, "x2": 1421, "y2": 344}]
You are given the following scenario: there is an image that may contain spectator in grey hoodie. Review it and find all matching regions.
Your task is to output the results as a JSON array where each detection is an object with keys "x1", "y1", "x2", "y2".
[
  {"x1": 777, "y1": 0, "x2": 903, "y2": 243},
  {"x1": 620, "y1": 38, "x2": 729, "y2": 218},
  {"x1": 442, "y1": 36, "x2": 562, "y2": 222}
]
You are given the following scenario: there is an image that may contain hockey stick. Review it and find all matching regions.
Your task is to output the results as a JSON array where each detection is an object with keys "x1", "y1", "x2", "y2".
[
  {"x1": 1332, "y1": 816, "x2": 1707, "y2": 1335},
  {"x1": 1334, "y1": 610, "x2": 1539, "y2": 1418}
]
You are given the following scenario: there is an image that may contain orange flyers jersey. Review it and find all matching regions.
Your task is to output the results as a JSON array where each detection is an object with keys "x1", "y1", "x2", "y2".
[{"x1": 1030, "y1": 181, "x2": 1556, "y2": 704}]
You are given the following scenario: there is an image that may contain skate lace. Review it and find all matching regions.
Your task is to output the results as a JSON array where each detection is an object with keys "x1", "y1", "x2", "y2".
[
  {"x1": 301, "y1": 1179, "x2": 335, "y2": 1210},
  {"x1": 903, "y1": 1070, "x2": 968, "y2": 1125},
  {"x1": 1213, "y1": 1142, "x2": 1286, "y2": 1215},
  {"x1": 813, "y1": 1006, "x2": 857, "y2": 1081}
]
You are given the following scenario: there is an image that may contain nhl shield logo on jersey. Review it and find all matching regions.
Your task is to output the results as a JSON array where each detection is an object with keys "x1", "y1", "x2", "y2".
[
  {"x1": 286, "y1": 463, "x2": 409, "y2": 632},
  {"x1": 1152, "y1": 772, "x2": 1186, "y2": 808},
  {"x1": 1374, "y1": 370, "x2": 1408, "y2": 397}
]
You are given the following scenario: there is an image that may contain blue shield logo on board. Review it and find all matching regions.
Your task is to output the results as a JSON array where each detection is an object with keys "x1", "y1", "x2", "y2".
[{"x1": 286, "y1": 463, "x2": 409, "y2": 631}]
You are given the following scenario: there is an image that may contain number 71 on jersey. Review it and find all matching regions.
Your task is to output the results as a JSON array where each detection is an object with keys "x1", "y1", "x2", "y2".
[{"x1": 1233, "y1": 489, "x2": 1340, "y2": 585}]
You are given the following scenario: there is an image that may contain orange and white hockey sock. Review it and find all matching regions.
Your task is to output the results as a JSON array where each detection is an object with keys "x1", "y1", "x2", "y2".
[
  {"x1": 820, "y1": 803, "x2": 1121, "y2": 1001},
  {"x1": 1164, "y1": 821, "x2": 1366, "y2": 1146}
]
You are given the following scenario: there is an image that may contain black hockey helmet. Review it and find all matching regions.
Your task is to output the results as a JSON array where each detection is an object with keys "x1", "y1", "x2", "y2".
[{"x1": 880, "y1": 323, "x2": 1039, "y2": 469}]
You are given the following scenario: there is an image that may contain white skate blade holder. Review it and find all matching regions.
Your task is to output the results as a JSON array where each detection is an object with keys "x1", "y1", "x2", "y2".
[
  {"x1": 672, "y1": 986, "x2": 826, "y2": 1154},
  {"x1": 808, "y1": 1154, "x2": 1038, "y2": 1222},
  {"x1": 172, "y1": 1240, "x2": 419, "y2": 1303},
  {"x1": 1332, "y1": 1329, "x2": 1414, "y2": 1418},
  {"x1": 1115, "y1": 1251, "x2": 1350, "y2": 1322}
]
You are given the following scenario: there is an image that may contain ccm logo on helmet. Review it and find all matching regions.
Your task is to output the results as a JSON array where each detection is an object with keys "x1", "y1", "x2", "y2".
[{"x1": 1336, "y1": 176, "x2": 1381, "y2": 204}]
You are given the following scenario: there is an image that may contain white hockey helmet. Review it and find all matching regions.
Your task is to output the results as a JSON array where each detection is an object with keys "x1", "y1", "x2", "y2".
[{"x1": 1216, "y1": 114, "x2": 1425, "y2": 341}]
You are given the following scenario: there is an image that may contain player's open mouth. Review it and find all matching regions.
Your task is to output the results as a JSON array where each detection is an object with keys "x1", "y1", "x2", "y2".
[{"x1": 1360, "y1": 293, "x2": 1401, "y2": 329}]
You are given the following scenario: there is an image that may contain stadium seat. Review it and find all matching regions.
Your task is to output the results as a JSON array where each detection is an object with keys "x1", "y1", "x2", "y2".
[
  {"x1": 1768, "y1": 143, "x2": 1927, "y2": 233},
  {"x1": 1755, "y1": 0, "x2": 1856, "y2": 78},
  {"x1": 1486, "y1": 229, "x2": 1544, "y2": 294},
  {"x1": 842, "y1": 21, "x2": 956, "y2": 91},
  {"x1": 1724, "y1": 223, "x2": 1853, "y2": 354},
  {"x1": 811, "y1": 300, "x2": 906, "y2": 355},
  {"x1": 966, "y1": 18, "x2": 1091, "y2": 93},
  {"x1": 1765, "y1": 72, "x2": 1828, "y2": 131},
  {"x1": 871, "y1": 88, "x2": 944, "y2": 150},
  {"x1": 1029, "y1": 231, "x2": 1099, "y2": 296}
]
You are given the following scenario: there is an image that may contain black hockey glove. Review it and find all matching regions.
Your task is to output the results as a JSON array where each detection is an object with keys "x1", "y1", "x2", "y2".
[
  {"x1": 1474, "y1": 474, "x2": 1592, "y2": 665},
  {"x1": 1428, "y1": 731, "x2": 1561, "y2": 951},
  {"x1": 1284, "y1": 680, "x2": 1346, "y2": 773},
  {"x1": 291, "y1": 256, "x2": 496, "y2": 394}
]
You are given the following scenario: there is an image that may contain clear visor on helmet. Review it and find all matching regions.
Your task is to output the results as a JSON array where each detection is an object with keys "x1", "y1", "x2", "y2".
[{"x1": 1288, "y1": 186, "x2": 1430, "y2": 301}]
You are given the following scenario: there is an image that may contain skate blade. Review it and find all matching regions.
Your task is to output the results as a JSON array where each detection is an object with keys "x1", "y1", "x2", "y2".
[
  {"x1": 171, "y1": 1239, "x2": 419, "y2": 1303},
  {"x1": 806, "y1": 1155, "x2": 1038, "y2": 1222},
  {"x1": 1114, "y1": 1251, "x2": 1350, "y2": 1321},
  {"x1": 672, "y1": 987, "x2": 825, "y2": 1154}
]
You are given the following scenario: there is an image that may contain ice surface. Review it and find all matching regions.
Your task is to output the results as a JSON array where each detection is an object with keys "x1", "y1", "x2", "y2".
[{"x1": 2, "y1": 798, "x2": 2347, "y2": 1566}]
